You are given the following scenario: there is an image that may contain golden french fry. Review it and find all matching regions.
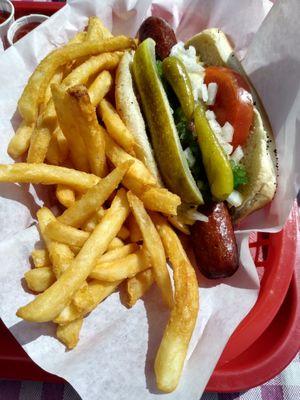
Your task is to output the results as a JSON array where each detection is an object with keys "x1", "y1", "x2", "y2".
[
  {"x1": 117, "y1": 225, "x2": 129, "y2": 240},
  {"x1": 72, "y1": 284, "x2": 94, "y2": 313},
  {"x1": 45, "y1": 219, "x2": 89, "y2": 248},
  {"x1": 51, "y1": 84, "x2": 89, "y2": 172},
  {"x1": 17, "y1": 188, "x2": 130, "y2": 322},
  {"x1": 0, "y1": 163, "x2": 99, "y2": 191},
  {"x1": 25, "y1": 267, "x2": 56, "y2": 293},
  {"x1": 68, "y1": 31, "x2": 87, "y2": 45},
  {"x1": 56, "y1": 185, "x2": 76, "y2": 208},
  {"x1": 26, "y1": 123, "x2": 51, "y2": 163},
  {"x1": 18, "y1": 36, "x2": 135, "y2": 123},
  {"x1": 151, "y1": 213, "x2": 199, "y2": 392},
  {"x1": 58, "y1": 161, "x2": 132, "y2": 228},
  {"x1": 65, "y1": 84, "x2": 107, "y2": 177},
  {"x1": 86, "y1": 17, "x2": 113, "y2": 41},
  {"x1": 99, "y1": 243, "x2": 138, "y2": 263},
  {"x1": 126, "y1": 269, "x2": 154, "y2": 307},
  {"x1": 81, "y1": 213, "x2": 99, "y2": 232},
  {"x1": 167, "y1": 215, "x2": 190, "y2": 235},
  {"x1": 56, "y1": 318, "x2": 83, "y2": 349},
  {"x1": 127, "y1": 213, "x2": 143, "y2": 242},
  {"x1": 42, "y1": 67, "x2": 64, "y2": 112},
  {"x1": 139, "y1": 187, "x2": 181, "y2": 216},
  {"x1": 7, "y1": 121, "x2": 34, "y2": 159},
  {"x1": 54, "y1": 280, "x2": 121, "y2": 324},
  {"x1": 54, "y1": 126, "x2": 69, "y2": 162},
  {"x1": 107, "y1": 237, "x2": 124, "y2": 251},
  {"x1": 99, "y1": 99, "x2": 135, "y2": 154},
  {"x1": 90, "y1": 249, "x2": 150, "y2": 282},
  {"x1": 127, "y1": 192, "x2": 173, "y2": 308},
  {"x1": 46, "y1": 134, "x2": 61, "y2": 165},
  {"x1": 37, "y1": 207, "x2": 75, "y2": 278},
  {"x1": 31, "y1": 249, "x2": 50, "y2": 268},
  {"x1": 88, "y1": 70, "x2": 113, "y2": 107}
]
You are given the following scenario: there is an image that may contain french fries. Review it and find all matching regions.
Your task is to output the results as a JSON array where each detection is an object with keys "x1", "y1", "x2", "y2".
[
  {"x1": 17, "y1": 188, "x2": 130, "y2": 322},
  {"x1": 4, "y1": 18, "x2": 200, "y2": 391},
  {"x1": 88, "y1": 71, "x2": 113, "y2": 106},
  {"x1": 99, "y1": 99, "x2": 135, "y2": 154},
  {"x1": 7, "y1": 121, "x2": 34, "y2": 159},
  {"x1": 127, "y1": 192, "x2": 173, "y2": 308},
  {"x1": 126, "y1": 269, "x2": 154, "y2": 307},
  {"x1": 0, "y1": 163, "x2": 99, "y2": 191},
  {"x1": 58, "y1": 161, "x2": 132, "y2": 227},
  {"x1": 31, "y1": 249, "x2": 50, "y2": 268},
  {"x1": 90, "y1": 249, "x2": 150, "y2": 282},
  {"x1": 18, "y1": 36, "x2": 135, "y2": 123},
  {"x1": 56, "y1": 318, "x2": 83, "y2": 349},
  {"x1": 152, "y1": 213, "x2": 199, "y2": 392},
  {"x1": 25, "y1": 267, "x2": 56, "y2": 292}
]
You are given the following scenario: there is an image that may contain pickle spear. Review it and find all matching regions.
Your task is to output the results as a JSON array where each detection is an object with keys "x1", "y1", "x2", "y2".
[
  {"x1": 194, "y1": 104, "x2": 233, "y2": 200},
  {"x1": 162, "y1": 56, "x2": 194, "y2": 120},
  {"x1": 132, "y1": 39, "x2": 203, "y2": 205}
]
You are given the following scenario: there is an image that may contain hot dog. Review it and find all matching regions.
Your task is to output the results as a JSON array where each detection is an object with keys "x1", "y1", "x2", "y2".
[{"x1": 115, "y1": 17, "x2": 277, "y2": 278}]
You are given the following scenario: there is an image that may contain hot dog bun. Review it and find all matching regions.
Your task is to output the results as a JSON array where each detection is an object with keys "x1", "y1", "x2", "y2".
[
  {"x1": 186, "y1": 29, "x2": 277, "y2": 221},
  {"x1": 115, "y1": 51, "x2": 162, "y2": 185}
]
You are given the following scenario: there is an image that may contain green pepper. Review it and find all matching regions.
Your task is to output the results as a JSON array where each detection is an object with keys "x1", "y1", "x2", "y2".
[
  {"x1": 132, "y1": 39, "x2": 204, "y2": 205},
  {"x1": 162, "y1": 56, "x2": 194, "y2": 120},
  {"x1": 194, "y1": 104, "x2": 233, "y2": 200}
]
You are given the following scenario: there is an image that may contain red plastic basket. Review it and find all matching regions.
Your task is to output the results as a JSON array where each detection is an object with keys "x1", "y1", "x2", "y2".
[{"x1": 0, "y1": 1, "x2": 299, "y2": 393}]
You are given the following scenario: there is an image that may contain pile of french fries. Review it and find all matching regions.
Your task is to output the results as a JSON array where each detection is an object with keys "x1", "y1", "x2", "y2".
[{"x1": 1, "y1": 17, "x2": 199, "y2": 393}]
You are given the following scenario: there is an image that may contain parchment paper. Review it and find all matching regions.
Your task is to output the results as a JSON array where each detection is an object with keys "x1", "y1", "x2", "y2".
[{"x1": 0, "y1": 1, "x2": 299, "y2": 399}]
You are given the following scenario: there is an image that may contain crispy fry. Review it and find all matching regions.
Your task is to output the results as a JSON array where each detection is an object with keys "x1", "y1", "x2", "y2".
[
  {"x1": 127, "y1": 213, "x2": 143, "y2": 242},
  {"x1": 18, "y1": 36, "x2": 135, "y2": 123},
  {"x1": 54, "y1": 127, "x2": 69, "y2": 162},
  {"x1": 99, "y1": 99, "x2": 135, "y2": 154},
  {"x1": 68, "y1": 31, "x2": 87, "y2": 45},
  {"x1": 88, "y1": 70, "x2": 113, "y2": 107},
  {"x1": 17, "y1": 189, "x2": 130, "y2": 322},
  {"x1": 152, "y1": 213, "x2": 199, "y2": 392},
  {"x1": 127, "y1": 192, "x2": 173, "y2": 308},
  {"x1": 42, "y1": 67, "x2": 64, "y2": 112},
  {"x1": 90, "y1": 249, "x2": 150, "y2": 282},
  {"x1": 86, "y1": 17, "x2": 113, "y2": 41},
  {"x1": 99, "y1": 243, "x2": 138, "y2": 263},
  {"x1": 81, "y1": 213, "x2": 99, "y2": 232},
  {"x1": 117, "y1": 225, "x2": 129, "y2": 240},
  {"x1": 46, "y1": 134, "x2": 61, "y2": 165},
  {"x1": 56, "y1": 184, "x2": 76, "y2": 208},
  {"x1": 104, "y1": 135, "x2": 180, "y2": 214},
  {"x1": 107, "y1": 237, "x2": 124, "y2": 251},
  {"x1": 25, "y1": 267, "x2": 56, "y2": 293},
  {"x1": 31, "y1": 249, "x2": 50, "y2": 268},
  {"x1": 56, "y1": 318, "x2": 83, "y2": 349},
  {"x1": 66, "y1": 84, "x2": 107, "y2": 177},
  {"x1": 45, "y1": 220, "x2": 89, "y2": 247},
  {"x1": 58, "y1": 161, "x2": 131, "y2": 227},
  {"x1": 167, "y1": 215, "x2": 190, "y2": 235},
  {"x1": 26, "y1": 122, "x2": 52, "y2": 163},
  {"x1": 54, "y1": 280, "x2": 121, "y2": 324},
  {"x1": 72, "y1": 284, "x2": 94, "y2": 313},
  {"x1": 7, "y1": 121, "x2": 34, "y2": 159},
  {"x1": 126, "y1": 269, "x2": 154, "y2": 307},
  {"x1": 37, "y1": 207, "x2": 75, "y2": 278},
  {"x1": 0, "y1": 163, "x2": 99, "y2": 191}
]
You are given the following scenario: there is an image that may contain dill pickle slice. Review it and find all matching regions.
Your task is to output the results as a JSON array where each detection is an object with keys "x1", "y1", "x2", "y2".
[
  {"x1": 194, "y1": 104, "x2": 233, "y2": 200},
  {"x1": 132, "y1": 39, "x2": 203, "y2": 205},
  {"x1": 162, "y1": 56, "x2": 194, "y2": 120}
]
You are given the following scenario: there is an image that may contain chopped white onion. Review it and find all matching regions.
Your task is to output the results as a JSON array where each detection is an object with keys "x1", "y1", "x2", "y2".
[
  {"x1": 207, "y1": 82, "x2": 218, "y2": 105},
  {"x1": 222, "y1": 142, "x2": 233, "y2": 155},
  {"x1": 205, "y1": 110, "x2": 216, "y2": 120},
  {"x1": 227, "y1": 190, "x2": 243, "y2": 207},
  {"x1": 208, "y1": 118, "x2": 222, "y2": 135},
  {"x1": 186, "y1": 209, "x2": 209, "y2": 222},
  {"x1": 221, "y1": 122, "x2": 234, "y2": 143},
  {"x1": 183, "y1": 147, "x2": 195, "y2": 168},
  {"x1": 201, "y1": 83, "x2": 208, "y2": 102},
  {"x1": 231, "y1": 145, "x2": 244, "y2": 163}
]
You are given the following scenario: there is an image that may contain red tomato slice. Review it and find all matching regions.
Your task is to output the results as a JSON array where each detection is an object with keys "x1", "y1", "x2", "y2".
[{"x1": 204, "y1": 66, "x2": 254, "y2": 148}]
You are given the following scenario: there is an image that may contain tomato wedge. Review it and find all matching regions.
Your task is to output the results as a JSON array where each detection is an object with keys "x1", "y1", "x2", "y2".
[{"x1": 204, "y1": 66, "x2": 254, "y2": 148}]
